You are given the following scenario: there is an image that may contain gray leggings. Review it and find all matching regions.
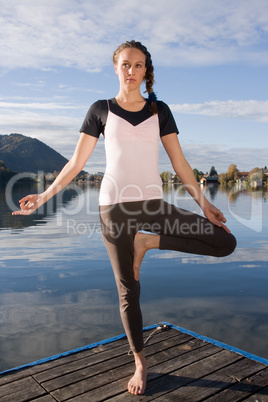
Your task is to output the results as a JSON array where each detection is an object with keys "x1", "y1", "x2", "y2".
[{"x1": 99, "y1": 199, "x2": 236, "y2": 353}]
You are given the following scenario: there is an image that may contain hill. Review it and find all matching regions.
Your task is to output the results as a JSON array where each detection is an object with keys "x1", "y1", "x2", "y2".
[{"x1": 0, "y1": 133, "x2": 69, "y2": 173}]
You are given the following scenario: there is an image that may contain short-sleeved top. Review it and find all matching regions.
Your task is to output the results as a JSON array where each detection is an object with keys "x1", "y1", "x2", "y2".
[{"x1": 80, "y1": 98, "x2": 178, "y2": 206}]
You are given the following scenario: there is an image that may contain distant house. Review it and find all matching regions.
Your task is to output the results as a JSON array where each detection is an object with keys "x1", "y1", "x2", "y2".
[
  {"x1": 236, "y1": 170, "x2": 264, "y2": 187},
  {"x1": 94, "y1": 172, "x2": 104, "y2": 183},
  {"x1": 171, "y1": 174, "x2": 180, "y2": 183},
  {"x1": 250, "y1": 172, "x2": 263, "y2": 188},
  {"x1": 236, "y1": 171, "x2": 250, "y2": 184},
  {"x1": 200, "y1": 175, "x2": 219, "y2": 185},
  {"x1": 251, "y1": 179, "x2": 262, "y2": 188}
]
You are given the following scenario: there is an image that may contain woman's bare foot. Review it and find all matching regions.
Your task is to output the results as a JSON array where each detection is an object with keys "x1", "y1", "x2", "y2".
[
  {"x1": 133, "y1": 232, "x2": 160, "y2": 281},
  {"x1": 128, "y1": 351, "x2": 148, "y2": 395}
]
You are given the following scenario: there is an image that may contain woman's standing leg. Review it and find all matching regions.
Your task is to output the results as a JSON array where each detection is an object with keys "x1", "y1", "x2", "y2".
[
  {"x1": 99, "y1": 202, "x2": 147, "y2": 394},
  {"x1": 99, "y1": 203, "x2": 144, "y2": 352}
]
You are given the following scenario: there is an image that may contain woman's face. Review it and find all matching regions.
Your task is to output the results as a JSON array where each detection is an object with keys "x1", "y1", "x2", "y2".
[{"x1": 114, "y1": 48, "x2": 147, "y2": 91}]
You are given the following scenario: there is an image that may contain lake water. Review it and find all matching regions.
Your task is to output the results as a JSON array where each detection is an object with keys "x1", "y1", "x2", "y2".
[{"x1": 0, "y1": 181, "x2": 268, "y2": 372}]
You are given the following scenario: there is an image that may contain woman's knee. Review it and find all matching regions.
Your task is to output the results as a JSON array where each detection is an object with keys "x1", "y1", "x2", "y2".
[
  {"x1": 118, "y1": 280, "x2": 140, "y2": 313},
  {"x1": 219, "y1": 232, "x2": 237, "y2": 257}
]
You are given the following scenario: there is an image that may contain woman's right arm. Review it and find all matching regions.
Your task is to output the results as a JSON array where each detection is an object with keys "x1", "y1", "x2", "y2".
[{"x1": 12, "y1": 133, "x2": 98, "y2": 215}]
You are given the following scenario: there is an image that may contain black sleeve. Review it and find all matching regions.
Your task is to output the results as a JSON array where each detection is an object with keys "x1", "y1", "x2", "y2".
[
  {"x1": 79, "y1": 100, "x2": 108, "y2": 138},
  {"x1": 157, "y1": 101, "x2": 179, "y2": 137}
]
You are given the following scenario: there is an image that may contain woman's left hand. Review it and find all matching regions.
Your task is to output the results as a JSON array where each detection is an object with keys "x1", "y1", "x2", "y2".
[{"x1": 203, "y1": 203, "x2": 230, "y2": 233}]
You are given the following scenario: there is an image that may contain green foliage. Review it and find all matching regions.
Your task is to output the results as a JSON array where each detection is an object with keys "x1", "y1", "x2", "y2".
[
  {"x1": 0, "y1": 159, "x2": 15, "y2": 182},
  {"x1": 160, "y1": 171, "x2": 172, "y2": 182},
  {"x1": 209, "y1": 166, "x2": 218, "y2": 176},
  {"x1": 226, "y1": 164, "x2": 239, "y2": 181},
  {"x1": 219, "y1": 173, "x2": 228, "y2": 185},
  {"x1": 192, "y1": 168, "x2": 204, "y2": 182},
  {"x1": 219, "y1": 164, "x2": 239, "y2": 186},
  {"x1": 193, "y1": 168, "x2": 199, "y2": 181}
]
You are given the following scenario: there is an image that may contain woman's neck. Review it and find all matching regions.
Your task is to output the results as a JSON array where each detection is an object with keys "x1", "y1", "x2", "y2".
[{"x1": 115, "y1": 90, "x2": 146, "y2": 112}]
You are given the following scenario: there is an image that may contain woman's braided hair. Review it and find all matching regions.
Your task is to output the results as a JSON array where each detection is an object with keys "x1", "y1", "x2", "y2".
[{"x1": 113, "y1": 40, "x2": 157, "y2": 114}]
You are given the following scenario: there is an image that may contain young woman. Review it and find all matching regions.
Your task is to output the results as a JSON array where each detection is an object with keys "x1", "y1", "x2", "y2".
[{"x1": 13, "y1": 40, "x2": 236, "y2": 395}]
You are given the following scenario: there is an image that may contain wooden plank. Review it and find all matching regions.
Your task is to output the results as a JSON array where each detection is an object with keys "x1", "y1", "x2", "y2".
[
  {"x1": 39, "y1": 331, "x2": 193, "y2": 393},
  {"x1": 155, "y1": 358, "x2": 266, "y2": 401},
  {"x1": 0, "y1": 376, "x2": 46, "y2": 402},
  {"x1": 0, "y1": 327, "x2": 181, "y2": 401},
  {"x1": 1, "y1": 325, "x2": 268, "y2": 402},
  {"x1": 0, "y1": 333, "x2": 130, "y2": 384},
  {"x1": 67, "y1": 342, "x2": 220, "y2": 401},
  {"x1": 244, "y1": 386, "x2": 268, "y2": 401},
  {"x1": 0, "y1": 368, "x2": 34, "y2": 387},
  {"x1": 204, "y1": 366, "x2": 268, "y2": 401},
  {"x1": 0, "y1": 327, "x2": 170, "y2": 384},
  {"x1": 29, "y1": 327, "x2": 182, "y2": 384},
  {"x1": 121, "y1": 349, "x2": 242, "y2": 401},
  {"x1": 0, "y1": 343, "x2": 122, "y2": 386},
  {"x1": 31, "y1": 396, "x2": 56, "y2": 402},
  {"x1": 50, "y1": 337, "x2": 211, "y2": 401}
]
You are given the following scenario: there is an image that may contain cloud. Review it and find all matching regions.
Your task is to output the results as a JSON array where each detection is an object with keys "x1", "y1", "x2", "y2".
[
  {"x1": 0, "y1": 0, "x2": 268, "y2": 71},
  {"x1": 178, "y1": 144, "x2": 268, "y2": 172},
  {"x1": 0, "y1": 100, "x2": 107, "y2": 171},
  {"x1": 0, "y1": 101, "x2": 82, "y2": 110},
  {"x1": 170, "y1": 100, "x2": 268, "y2": 122},
  {"x1": 0, "y1": 108, "x2": 82, "y2": 158}
]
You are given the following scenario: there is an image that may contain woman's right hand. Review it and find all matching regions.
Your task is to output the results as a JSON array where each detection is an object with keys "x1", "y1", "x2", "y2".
[{"x1": 12, "y1": 194, "x2": 45, "y2": 215}]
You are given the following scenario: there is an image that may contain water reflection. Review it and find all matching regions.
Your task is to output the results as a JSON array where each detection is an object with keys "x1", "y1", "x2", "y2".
[
  {"x1": 0, "y1": 183, "x2": 268, "y2": 372},
  {"x1": 139, "y1": 253, "x2": 268, "y2": 360},
  {"x1": 0, "y1": 285, "x2": 120, "y2": 370},
  {"x1": 1, "y1": 182, "x2": 86, "y2": 231}
]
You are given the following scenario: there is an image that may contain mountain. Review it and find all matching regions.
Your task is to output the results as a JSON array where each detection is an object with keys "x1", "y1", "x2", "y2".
[{"x1": 0, "y1": 133, "x2": 69, "y2": 173}]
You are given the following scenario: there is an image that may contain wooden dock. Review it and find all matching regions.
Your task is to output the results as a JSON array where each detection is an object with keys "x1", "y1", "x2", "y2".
[{"x1": 1, "y1": 323, "x2": 268, "y2": 401}]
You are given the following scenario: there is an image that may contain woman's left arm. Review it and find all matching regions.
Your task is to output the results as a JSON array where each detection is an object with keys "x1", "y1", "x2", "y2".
[{"x1": 161, "y1": 133, "x2": 230, "y2": 233}]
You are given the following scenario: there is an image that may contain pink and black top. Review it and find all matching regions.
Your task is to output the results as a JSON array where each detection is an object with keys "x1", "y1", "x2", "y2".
[{"x1": 80, "y1": 98, "x2": 179, "y2": 205}]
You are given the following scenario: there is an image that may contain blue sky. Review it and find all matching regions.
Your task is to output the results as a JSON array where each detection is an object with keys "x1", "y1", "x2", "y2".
[{"x1": 0, "y1": 0, "x2": 267, "y2": 174}]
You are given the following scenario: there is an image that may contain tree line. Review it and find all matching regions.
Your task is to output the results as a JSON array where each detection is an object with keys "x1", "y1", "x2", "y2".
[
  {"x1": 160, "y1": 164, "x2": 268, "y2": 187},
  {"x1": 1, "y1": 159, "x2": 267, "y2": 188}
]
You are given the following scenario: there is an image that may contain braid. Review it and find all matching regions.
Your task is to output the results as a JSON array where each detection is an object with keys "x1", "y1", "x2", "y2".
[{"x1": 113, "y1": 40, "x2": 157, "y2": 114}]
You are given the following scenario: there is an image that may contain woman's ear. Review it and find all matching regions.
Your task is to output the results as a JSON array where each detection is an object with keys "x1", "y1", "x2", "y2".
[{"x1": 114, "y1": 64, "x2": 118, "y2": 75}]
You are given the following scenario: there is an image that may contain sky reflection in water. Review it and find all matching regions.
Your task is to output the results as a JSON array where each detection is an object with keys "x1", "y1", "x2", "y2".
[{"x1": 0, "y1": 183, "x2": 267, "y2": 371}]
